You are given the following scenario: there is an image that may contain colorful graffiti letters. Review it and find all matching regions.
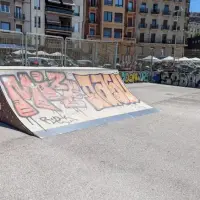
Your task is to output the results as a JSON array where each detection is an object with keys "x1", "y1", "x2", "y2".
[{"x1": 0, "y1": 71, "x2": 139, "y2": 118}]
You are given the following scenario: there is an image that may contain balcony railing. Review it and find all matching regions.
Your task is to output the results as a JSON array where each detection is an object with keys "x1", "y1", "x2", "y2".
[
  {"x1": 173, "y1": 12, "x2": 181, "y2": 17},
  {"x1": 138, "y1": 23, "x2": 147, "y2": 28},
  {"x1": 127, "y1": 23, "x2": 135, "y2": 27},
  {"x1": 89, "y1": 19, "x2": 96, "y2": 23},
  {"x1": 172, "y1": 26, "x2": 180, "y2": 31},
  {"x1": 87, "y1": 35, "x2": 101, "y2": 40},
  {"x1": 161, "y1": 25, "x2": 170, "y2": 30},
  {"x1": 127, "y1": 8, "x2": 136, "y2": 12},
  {"x1": 150, "y1": 24, "x2": 159, "y2": 29},
  {"x1": 46, "y1": 6, "x2": 74, "y2": 15},
  {"x1": 46, "y1": 25, "x2": 73, "y2": 32},
  {"x1": 138, "y1": 38, "x2": 184, "y2": 44},
  {"x1": 151, "y1": 9, "x2": 160, "y2": 14},
  {"x1": 124, "y1": 37, "x2": 136, "y2": 42},
  {"x1": 162, "y1": 10, "x2": 171, "y2": 15},
  {"x1": 139, "y1": 8, "x2": 148, "y2": 13},
  {"x1": 14, "y1": 12, "x2": 25, "y2": 20},
  {"x1": 74, "y1": 12, "x2": 80, "y2": 16},
  {"x1": 174, "y1": 0, "x2": 183, "y2": 2}
]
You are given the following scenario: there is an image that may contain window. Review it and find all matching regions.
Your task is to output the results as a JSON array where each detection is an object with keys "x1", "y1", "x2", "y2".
[
  {"x1": 74, "y1": 6, "x2": 80, "y2": 16},
  {"x1": 153, "y1": 4, "x2": 158, "y2": 10},
  {"x1": 89, "y1": 13, "x2": 95, "y2": 23},
  {"x1": 104, "y1": 0, "x2": 113, "y2": 6},
  {"x1": 1, "y1": 22, "x2": 10, "y2": 30},
  {"x1": 103, "y1": 28, "x2": 112, "y2": 38},
  {"x1": 90, "y1": 0, "x2": 97, "y2": 7},
  {"x1": 116, "y1": 0, "x2": 123, "y2": 7},
  {"x1": 151, "y1": 33, "x2": 156, "y2": 43},
  {"x1": 74, "y1": 23, "x2": 79, "y2": 32},
  {"x1": 16, "y1": 24, "x2": 22, "y2": 32},
  {"x1": 127, "y1": 32, "x2": 132, "y2": 38},
  {"x1": 164, "y1": 5, "x2": 169, "y2": 11},
  {"x1": 104, "y1": 11, "x2": 112, "y2": 22},
  {"x1": 34, "y1": 0, "x2": 40, "y2": 10},
  {"x1": 128, "y1": 18, "x2": 133, "y2": 26},
  {"x1": 0, "y1": 2, "x2": 10, "y2": 13},
  {"x1": 140, "y1": 33, "x2": 144, "y2": 42},
  {"x1": 15, "y1": 7, "x2": 22, "y2": 18},
  {"x1": 34, "y1": 16, "x2": 41, "y2": 28},
  {"x1": 114, "y1": 29, "x2": 122, "y2": 38},
  {"x1": 152, "y1": 19, "x2": 157, "y2": 25},
  {"x1": 128, "y1": 2, "x2": 133, "y2": 11},
  {"x1": 115, "y1": 13, "x2": 123, "y2": 23},
  {"x1": 141, "y1": 3, "x2": 146, "y2": 9},
  {"x1": 162, "y1": 34, "x2": 167, "y2": 43},
  {"x1": 90, "y1": 28, "x2": 95, "y2": 35}
]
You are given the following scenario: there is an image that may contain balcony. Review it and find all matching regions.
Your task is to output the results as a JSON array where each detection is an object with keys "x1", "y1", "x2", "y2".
[
  {"x1": 46, "y1": 25, "x2": 73, "y2": 32},
  {"x1": 14, "y1": 12, "x2": 25, "y2": 20},
  {"x1": 46, "y1": 6, "x2": 74, "y2": 16},
  {"x1": 89, "y1": 2, "x2": 98, "y2": 7},
  {"x1": 89, "y1": 19, "x2": 97, "y2": 23},
  {"x1": 126, "y1": 8, "x2": 136, "y2": 12},
  {"x1": 138, "y1": 38, "x2": 184, "y2": 45},
  {"x1": 150, "y1": 24, "x2": 159, "y2": 29},
  {"x1": 127, "y1": 23, "x2": 135, "y2": 27},
  {"x1": 174, "y1": 0, "x2": 183, "y2": 3},
  {"x1": 161, "y1": 25, "x2": 170, "y2": 30},
  {"x1": 138, "y1": 23, "x2": 147, "y2": 28},
  {"x1": 151, "y1": 9, "x2": 160, "y2": 15},
  {"x1": 172, "y1": 25, "x2": 180, "y2": 31},
  {"x1": 139, "y1": 8, "x2": 148, "y2": 14},
  {"x1": 104, "y1": 0, "x2": 113, "y2": 6},
  {"x1": 87, "y1": 35, "x2": 101, "y2": 40},
  {"x1": 173, "y1": 12, "x2": 181, "y2": 17},
  {"x1": 162, "y1": 10, "x2": 171, "y2": 15},
  {"x1": 124, "y1": 37, "x2": 136, "y2": 42}
]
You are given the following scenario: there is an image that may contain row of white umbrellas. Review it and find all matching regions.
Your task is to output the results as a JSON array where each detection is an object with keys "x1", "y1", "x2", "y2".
[
  {"x1": 142, "y1": 56, "x2": 200, "y2": 62},
  {"x1": 12, "y1": 50, "x2": 63, "y2": 57}
]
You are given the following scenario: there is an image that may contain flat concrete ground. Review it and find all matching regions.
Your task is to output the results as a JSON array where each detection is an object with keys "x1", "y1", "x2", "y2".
[{"x1": 0, "y1": 83, "x2": 200, "y2": 200}]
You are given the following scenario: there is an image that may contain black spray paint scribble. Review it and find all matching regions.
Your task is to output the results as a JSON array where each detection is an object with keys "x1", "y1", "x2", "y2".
[{"x1": 40, "y1": 115, "x2": 77, "y2": 125}]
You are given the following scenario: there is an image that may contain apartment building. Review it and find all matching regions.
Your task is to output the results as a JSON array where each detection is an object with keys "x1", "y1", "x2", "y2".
[
  {"x1": 84, "y1": 0, "x2": 136, "y2": 65},
  {"x1": 0, "y1": 0, "x2": 31, "y2": 33},
  {"x1": 72, "y1": 0, "x2": 83, "y2": 38},
  {"x1": 45, "y1": 0, "x2": 74, "y2": 38},
  {"x1": 85, "y1": 0, "x2": 135, "y2": 41},
  {"x1": 136, "y1": 0, "x2": 190, "y2": 58},
  {"x1": 188, "y1": 12, "x2": 200, "y2": 38}
]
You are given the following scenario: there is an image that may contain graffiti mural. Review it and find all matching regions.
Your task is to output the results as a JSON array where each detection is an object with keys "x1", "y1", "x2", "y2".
[
  {"x1": 159, "y1": 72, "x2": 200, "y2": 88},
  {"x1": 119, "y1": 71, "x2": 150, "y2": 83},
  {"x1": 0, "y1": 70, "x2": 153, "y2": 137}
]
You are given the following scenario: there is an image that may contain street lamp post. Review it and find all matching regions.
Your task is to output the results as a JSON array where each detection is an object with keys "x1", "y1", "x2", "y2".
[{"x1": 173, "y1": 7, "x2": 183, "y2": 66}]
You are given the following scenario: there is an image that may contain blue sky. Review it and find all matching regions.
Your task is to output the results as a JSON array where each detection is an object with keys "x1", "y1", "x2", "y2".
[{"x1": 190, "y1": 0, "x2": 200, "y2": 12}]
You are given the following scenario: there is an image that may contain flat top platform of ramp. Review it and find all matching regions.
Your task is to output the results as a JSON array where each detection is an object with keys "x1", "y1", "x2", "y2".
[{"x1": 0, "y1": 67, "x2": 157, "y2": 138}]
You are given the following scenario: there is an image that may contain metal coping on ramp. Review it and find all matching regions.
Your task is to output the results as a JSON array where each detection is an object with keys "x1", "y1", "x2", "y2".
[{"x1": 0, "y1": 67, "x2": 158, "y2": 138}]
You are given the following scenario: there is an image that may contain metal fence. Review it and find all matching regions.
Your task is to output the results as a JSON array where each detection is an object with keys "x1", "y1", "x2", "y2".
[{"x1": 0, "y1": 30, "x2": 24, "y2": 66}]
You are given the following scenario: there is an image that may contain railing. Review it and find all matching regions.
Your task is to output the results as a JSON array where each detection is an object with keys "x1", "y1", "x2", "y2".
[
  {"x1": 162, "y1": 10, "x2": 171, "y2": 15},
  {"x1": 127, "y1": 23, "x2": 135, "y2": 27},
  {"x1": 124, "y1": 37, "x2": 136, "y2": 42},
  {"x1": 161, "y1": 25, "x2": 170, "y2": 30},
  {"x1": 139, "y1": 8, "x2": 148, "y2": 13},
  {"x1": 138, "y1": 38, "x2": 184, "y2": 44},
  {"x1": 138, "y1": 23, "x2": 147, "y2": 28},
  {"x1": 46, "y1": 25, "x2": 74, "y2": 32},
  {"x1": 150, "y1": 24, "x2": 159, "y2": 29},
  {"x1": 87, "y1": 35, "x2": 101, "y2": 40},
  {"x1": 14, "y1": 12, "x2": 25, "y2": 20},
  {"x1": 126, "y1": 8, "x2": 136, "y2": 12},
  {"x1": 151, "y1": 9, "x2": 160, "y2": 14},
  {"x1": 46, "y1": 6, "x2": 74, "y2": 15},
  {"x1": 172, "y1": 26, "x2": 180, "y2": 31}
]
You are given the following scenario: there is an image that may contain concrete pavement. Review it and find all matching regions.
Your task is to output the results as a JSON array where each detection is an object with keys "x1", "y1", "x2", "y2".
[{"x1": 0, "y1": 83, "x2": 200, "y2": 200}]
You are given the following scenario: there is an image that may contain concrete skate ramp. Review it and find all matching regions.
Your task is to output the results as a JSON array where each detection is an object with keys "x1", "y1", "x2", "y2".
[{"x1": 0, "y1": 67, "x2": 157, "y2": 138}]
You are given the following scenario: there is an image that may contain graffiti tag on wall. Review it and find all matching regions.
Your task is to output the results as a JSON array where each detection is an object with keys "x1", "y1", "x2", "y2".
[{"x1": 120, "y1": 71, "x2": 150, "y2": 83}]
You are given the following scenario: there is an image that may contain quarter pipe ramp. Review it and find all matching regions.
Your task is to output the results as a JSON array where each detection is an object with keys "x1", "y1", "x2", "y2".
[{"x1": 0, "y1": 67, "x2": 157, "y2": 138}]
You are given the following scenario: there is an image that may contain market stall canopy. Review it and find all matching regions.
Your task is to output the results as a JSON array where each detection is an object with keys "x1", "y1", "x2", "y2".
[
  {"x1": 162, "y1": 56, "x2": 174, "y2": 61},
  {"x1": 142, "y1": 56, "x2": 161, "y2": 62}
]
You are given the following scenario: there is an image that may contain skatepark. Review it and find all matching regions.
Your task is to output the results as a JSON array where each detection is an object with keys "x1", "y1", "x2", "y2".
[{"x1": 1, "y1": 71, "x2": 200, "y2": 199}]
